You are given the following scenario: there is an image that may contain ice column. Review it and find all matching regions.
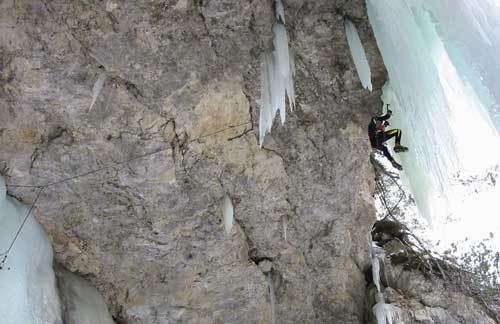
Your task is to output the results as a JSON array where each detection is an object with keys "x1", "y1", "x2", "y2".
[
  {"x1": 344, "y1": 18, "x2": 372, "y2": 91},
  {"x1": 0, "y1": 179, "x2": 62, "y2": 324},
  {"x1": 259, "y1": 0, "x2": 295, "y2": 146},
  {"x1": 371, "y1": 244, "x2": 402, "y2": 324},
  {"x1": 372, "y1": 293, "x2": 402, "y2": 324},
  {"x1": 371, "y1": 244, "x2": 385, "y2": 292}
]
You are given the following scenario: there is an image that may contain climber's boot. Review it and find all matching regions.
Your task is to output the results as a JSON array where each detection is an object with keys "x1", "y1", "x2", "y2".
[{"x1": 394, "y1": 144, "x2": 409, "y2": 153}]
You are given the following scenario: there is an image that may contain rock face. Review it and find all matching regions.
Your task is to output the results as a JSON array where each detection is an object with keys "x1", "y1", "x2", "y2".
[
  {"x1": 366, "y1": 259, "x2": 496, "y2": 324},
  {"x1": 385, "y1": 269, "x2": 496, "y2": 324},
  {"x1": 0, "y1": 0, "x2": 386, "y2": 323},
  {"x1": 368, "y1": 221, "x2": 497, "y2": 324}
]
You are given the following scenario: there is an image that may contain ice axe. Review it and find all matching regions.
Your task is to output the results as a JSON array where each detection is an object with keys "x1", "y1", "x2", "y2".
[{"x1": 386, "y1": 103, "x2": 392, "y2": 115}]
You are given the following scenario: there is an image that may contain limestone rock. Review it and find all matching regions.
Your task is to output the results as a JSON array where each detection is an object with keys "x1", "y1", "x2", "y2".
[{"x1": 0, "y1": 0, "x2": 384, "y2": 323}]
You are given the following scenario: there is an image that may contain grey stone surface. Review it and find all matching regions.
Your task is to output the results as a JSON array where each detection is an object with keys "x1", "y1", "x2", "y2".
[{"x1": 1, "y1": 0, "x2": 385, "y2": 323}]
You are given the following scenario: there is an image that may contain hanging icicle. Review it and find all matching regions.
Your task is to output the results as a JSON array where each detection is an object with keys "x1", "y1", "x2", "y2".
[
  {"x1": 88, "y1": 72, "x2": 107, "y2": 112},
  {"x1": 275, "y1": 0, "x2": 285, "y2": 24},
  {"x1": 258, "y1": 0, "x2": 295, "y2": 146},
  {"x1": 222, "y1": 195, "x2": 234, "y2": 235},
  {"x1": 267, "y1": 272, "x2": 276, "y2": 324},
  {"x1": 344, "y1": 18, "x2": 373, "y2": 91}
]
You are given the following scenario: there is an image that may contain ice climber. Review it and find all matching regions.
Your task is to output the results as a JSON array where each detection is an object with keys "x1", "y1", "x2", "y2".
[{"x1": 368, "y1": 108, "x2": 408, "y2": 170}]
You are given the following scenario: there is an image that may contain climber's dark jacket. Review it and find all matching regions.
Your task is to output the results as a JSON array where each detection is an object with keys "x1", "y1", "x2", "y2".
[
  {"x1": 368, "y1": 113, "x2": 391, "y2": 148},
  {"x1": 368, "y1": 114, "x2": 402, "y2": 149}
]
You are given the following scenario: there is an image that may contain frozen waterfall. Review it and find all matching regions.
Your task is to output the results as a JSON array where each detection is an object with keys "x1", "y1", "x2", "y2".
[
  {"x1": 367, "y1": 0, "x2": 500, "y2": 254},
  {"x1": 344, "y1": 18, "x2": 372, "y2": 91},
  {"x1": 259, "y1": 1, "x2": 295, "y2": 146},
  {"x1": 0, "y1": 183, "x2": 62, "y2": 324}
]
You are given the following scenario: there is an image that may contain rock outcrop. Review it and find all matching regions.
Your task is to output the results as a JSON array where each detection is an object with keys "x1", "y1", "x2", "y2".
[
  {"x1": 368, "y1": 220, "x2": 498, "y2": 324},
  {"x1": 1, "y1": 0, "x2": 386, "y2": 323}
]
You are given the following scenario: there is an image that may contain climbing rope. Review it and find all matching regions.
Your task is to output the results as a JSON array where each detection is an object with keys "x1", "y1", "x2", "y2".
[
  {"x1": 0, "y1": 187, "x2": 45, "y2": 269},
  {"x1": 0, "y1": 121, "x2": 252, "y2": 268},
  {"x1": 370, "y1": 153, "x2": 406, "y2": 218}
]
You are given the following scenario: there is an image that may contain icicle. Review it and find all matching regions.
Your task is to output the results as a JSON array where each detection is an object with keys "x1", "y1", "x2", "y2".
[
  {"x1": 267, "y1": 272, "x2": 276, "y2": 324},
  {"x1": 258, "y1": 11, "x2": 295, "y2": 145},
  {"x1": 344, "y1": 18, "x2": 373, "y2": 91},
  {"x1": 222, "y1": 195, "x2": 233, "y2": 235},
  {"x1": 275, "y1": 0, "x2": 285, "y2": 25},
  {"x1": 88, "y1": 72, "x2": 107, "y2": 112},
  {"x1": 371, "y1": 244, "x2": 386, "y2": 292},
  {"x1": 271, "y1": 51, "x2": 286, "y2": 125},
  {"x1": 282, "y1": 215, "x2": 288, "y2": 241},
  {"x1": 273, "y1": 23, "x2": 291, "y2": 79},
  {"x1": 259, "y1": 54, "x2": 273, "y2": 145},
  {"x1": 371, "y1": 256, "x2": 381, "y2": 292}
]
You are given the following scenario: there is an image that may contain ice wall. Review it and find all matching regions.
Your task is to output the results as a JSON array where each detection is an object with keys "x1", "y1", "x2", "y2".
[
  {"x1": 344, "y1": 18, "x2": 372, "y2": 91},
  {"x1": 367, "y1": 0, "x2": 500, "y2": 245},
  {"x1": 259, "y1": 1, "x2": 295, "y2": 146},
  {"x1": 0, "y1": 182, "x2": 62, "y2": 324},
  {"x1": 0, "y1": 178, "x2": 114, "y2": 324}
]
